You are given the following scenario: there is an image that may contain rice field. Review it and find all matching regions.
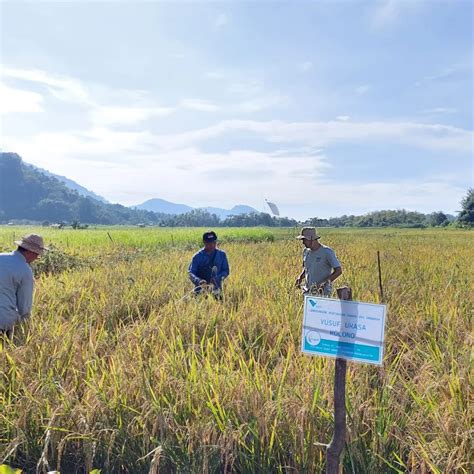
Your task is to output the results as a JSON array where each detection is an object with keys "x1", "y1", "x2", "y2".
[{"x1": 0, "y1": 226, "x2": 472, "y2": 473}]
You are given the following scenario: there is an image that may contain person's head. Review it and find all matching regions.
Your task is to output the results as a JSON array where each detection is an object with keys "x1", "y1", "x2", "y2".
[
  {"x1": 203, "y1": 230, "x2": 217, "y2": 252},
  {"x1": 15, "y1": 234, "x2": 47, "y2": 263},
  {"x1": 296, "y1": 227, "x2": 321, "y2": 249}
]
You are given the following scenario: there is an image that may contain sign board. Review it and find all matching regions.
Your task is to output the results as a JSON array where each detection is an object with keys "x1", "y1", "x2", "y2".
[{"x1": 302, "y1": 296, "x2": 386, "y2": 365}]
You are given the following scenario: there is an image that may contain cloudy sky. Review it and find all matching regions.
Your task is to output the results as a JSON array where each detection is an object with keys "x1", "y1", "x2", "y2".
[{"x1": 0, "y1": 0, "x2": 472, "y2": 219}]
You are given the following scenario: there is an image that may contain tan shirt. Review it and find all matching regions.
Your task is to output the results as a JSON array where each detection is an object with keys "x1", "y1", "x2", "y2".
[{"x1": 303, "y1": 245, "x2": 341, "y2": 290}]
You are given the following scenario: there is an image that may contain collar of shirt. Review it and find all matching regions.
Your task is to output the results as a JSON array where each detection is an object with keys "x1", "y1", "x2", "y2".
[
  {"x1": 13, "y1": 250, "x2": 28, "y2": 263},
  {"x1": 200, "y1": 248, "x2": 218, "y2": 256}
]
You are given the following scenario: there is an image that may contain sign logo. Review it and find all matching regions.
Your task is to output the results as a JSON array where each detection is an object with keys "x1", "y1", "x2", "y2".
[
  {"x1": 306, "y1": 330, "x2": 321, "y2": 346},
  {"x1": 309, "y1": 299, "x2": 318, "y2": 308}
]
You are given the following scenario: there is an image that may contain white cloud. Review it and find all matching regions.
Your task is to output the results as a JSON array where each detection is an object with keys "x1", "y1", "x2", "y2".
[
  {"x1": 88, "y1": 148, "x2": 329, "y2": 210},
  {"x1": 336, "y1": 115, "x2": 350, "y2": 121},
  {"x1": 0, "y1": 83, "x2": 44, "y2": 115},
  {"x1": 178, "y1": 95, "x2": 288, "y2": 114},
  {"x1": 1, "y1": 65, "x2": 91, "y2": 105},
  {"x1": 227, "y1": 79, "x2": 263, "y2": 96},
  {"x1": 420, "y1": 107, "x2": 458, "y2": 115},
  {"x1": 91, "y1": 105, "x2": 174, "y2": 126},
  {"x1": 179, "y1": 99, "x2": 221, "y2": 113},
  {"x1": 1, "y1": 66, "x2": 175, "y2": 127},
  {"x1": 2, "y1": 127, "x2": 153, "y2": 169},
  {"x1": 147, "y1": 119, "x2": 472, "y2": 154},
  {"x1": 234, "y1": 95, "x2": 290, "y2": 113}
]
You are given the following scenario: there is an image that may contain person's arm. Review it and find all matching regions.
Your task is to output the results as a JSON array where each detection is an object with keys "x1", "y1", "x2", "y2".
[
  {"x1": 212, "y1": 253, "x2": 229, "y2": 289},
  {"x1": 327, "y1": 266, "x2": 342, "y2": 283},
  {"x1": 188, "y1": 254, "x2": 205, "y2": 286},
  {"x1": 295, "y1": 267, "x2": 306, "y2": 287},
  {"x1": 16, "y1": 271, "x2": 34, "y2": 320},
  {"x1": 217, "y1": 252, "x2": 229, "y2": 280}
]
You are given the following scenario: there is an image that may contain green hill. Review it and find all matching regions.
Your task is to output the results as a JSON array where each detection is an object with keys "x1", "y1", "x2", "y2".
[{"x1": 0, "y1": 152, "x2": 163, "y2": 225}]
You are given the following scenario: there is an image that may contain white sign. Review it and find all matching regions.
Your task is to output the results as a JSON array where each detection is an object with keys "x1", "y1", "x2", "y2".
[{"x1": 302, "y1": 296, "x2": 386, "y2": 365}]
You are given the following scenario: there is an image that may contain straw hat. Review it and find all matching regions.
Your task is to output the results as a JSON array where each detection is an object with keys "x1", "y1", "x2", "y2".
[
  {"x1": 296, "y1": 227, "x2": 321, "y2": 241},
  {"x1": 15, "y1": 234, "x2": 48, "y2": 255}
]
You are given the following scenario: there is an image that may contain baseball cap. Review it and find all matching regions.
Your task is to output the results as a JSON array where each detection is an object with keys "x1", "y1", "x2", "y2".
[{"x1": 203, "y1": 231, "x2": 218, "y2": 242}]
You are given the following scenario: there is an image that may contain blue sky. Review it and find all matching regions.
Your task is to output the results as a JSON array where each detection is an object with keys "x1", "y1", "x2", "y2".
[{"x1": 0, "y1": 0, "x2": 472, "y2": 219}]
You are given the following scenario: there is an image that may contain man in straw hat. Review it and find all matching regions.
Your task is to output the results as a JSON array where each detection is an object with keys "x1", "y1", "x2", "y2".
[
  {"x1": 0, "y1": 233, "x2": 47, "y2": 338},
  {"x1": 295, "y1": 227, "x2": 342, "y2": 296}
]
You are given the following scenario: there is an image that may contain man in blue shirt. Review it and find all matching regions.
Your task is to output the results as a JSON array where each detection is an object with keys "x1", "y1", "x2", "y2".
[{"x1": 188, "y1": 231, "x2": 229, "y2": 297}]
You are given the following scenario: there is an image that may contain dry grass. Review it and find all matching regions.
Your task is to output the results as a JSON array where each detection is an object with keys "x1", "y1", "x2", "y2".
[{"x1": 0, "y1": 227, "x2": 472, "y2": 473}]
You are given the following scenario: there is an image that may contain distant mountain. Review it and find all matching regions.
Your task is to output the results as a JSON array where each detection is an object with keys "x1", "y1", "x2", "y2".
[
  {"x1": 135, "y1": 199, "x2": 259, "y2": 217},
  {"x1": 201, "y1": 205, "x2": 259, "y2": 219},
  {"x1": 27, "y1": 164, "x2": 109, "y2": 203},
  {"x1": 0, "y1": 152, "x2": 261, "y2": 225},
  {"x1": 0, "y1": 152, "x2": 163, "y2": 225},
  {"x1": 134, "y1": 198, "x2": 193, "y2": 214}
]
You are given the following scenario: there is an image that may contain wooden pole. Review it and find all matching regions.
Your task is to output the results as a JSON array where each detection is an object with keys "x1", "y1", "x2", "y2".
[
  {"x1": 377, "y1": 251, "x2": 384, "y2": 302},
  {"x1": 326, "y1": 286, "x2": 352, "y2": 474}
]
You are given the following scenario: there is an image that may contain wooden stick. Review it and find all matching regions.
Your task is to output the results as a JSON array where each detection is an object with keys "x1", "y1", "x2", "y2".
[
  {"x1": 326, "y1": 286, "x2": 352, "y2": 474},
  {"x1": 377, "y1": 251, "x2": 384, "y2": 302}
]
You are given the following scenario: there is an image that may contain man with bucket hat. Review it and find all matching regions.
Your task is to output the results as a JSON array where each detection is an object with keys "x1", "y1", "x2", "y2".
[
  {"x1": 188, "y1": 230, "x2": 229, "y2": 298},
  {"x1": 295, "y1": 227, "x2": 342, "y2": 296},
  {"x1": 0, "y1": 234, "x2": 47, "y2": 338}
]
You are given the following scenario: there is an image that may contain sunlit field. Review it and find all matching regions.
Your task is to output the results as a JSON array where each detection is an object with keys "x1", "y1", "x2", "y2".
[{"x1": 0, "y1": 227, "x2": 472, "y2": 473}]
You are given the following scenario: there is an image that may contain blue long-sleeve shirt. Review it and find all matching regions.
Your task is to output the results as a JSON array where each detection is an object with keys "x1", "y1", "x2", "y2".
[
  {"x1": 0, "y1": 250, "x2": 34, "y2": 330},
  {"x1": 188, "y1": 248, "x2": 229, "y2": 289}
]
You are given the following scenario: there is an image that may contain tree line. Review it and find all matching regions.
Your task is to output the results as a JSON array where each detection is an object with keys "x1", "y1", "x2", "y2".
[{"x1": 158, "y1": 206, "x2": 470, "y2": 228}]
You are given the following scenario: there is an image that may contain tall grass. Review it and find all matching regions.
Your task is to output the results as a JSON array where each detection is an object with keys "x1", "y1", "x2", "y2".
[
  {"x1": 0, "y1": 227, "x2": 281, "y2": 255},
  {"x1": 0, "y1": 227, "x2": 472, "y2": 473}
]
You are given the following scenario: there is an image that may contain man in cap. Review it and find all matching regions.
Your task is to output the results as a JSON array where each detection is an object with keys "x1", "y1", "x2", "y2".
[
  {"x1": 295, "y1": 227, "x2": 342, "y2": 296},
  {"x1": 0, "y1": 233, "x2": 47, "y2": 338},
  {"x1": 188, "y1": 231, "x2": 229, "y2": 297}
]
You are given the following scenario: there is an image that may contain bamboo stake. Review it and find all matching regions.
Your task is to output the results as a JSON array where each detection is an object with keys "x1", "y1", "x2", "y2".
[{"x1": 377, "y1": 250, "x2": 384, "y2": 302}]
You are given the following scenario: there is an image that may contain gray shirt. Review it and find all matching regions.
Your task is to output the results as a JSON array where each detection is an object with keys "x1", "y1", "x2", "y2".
[
  {"x1": 0, "y1": 250, "x2": 34, "y2": 330},
  {"x1": 303, "y1": 244, "x2": 341, "y2": 290}
]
